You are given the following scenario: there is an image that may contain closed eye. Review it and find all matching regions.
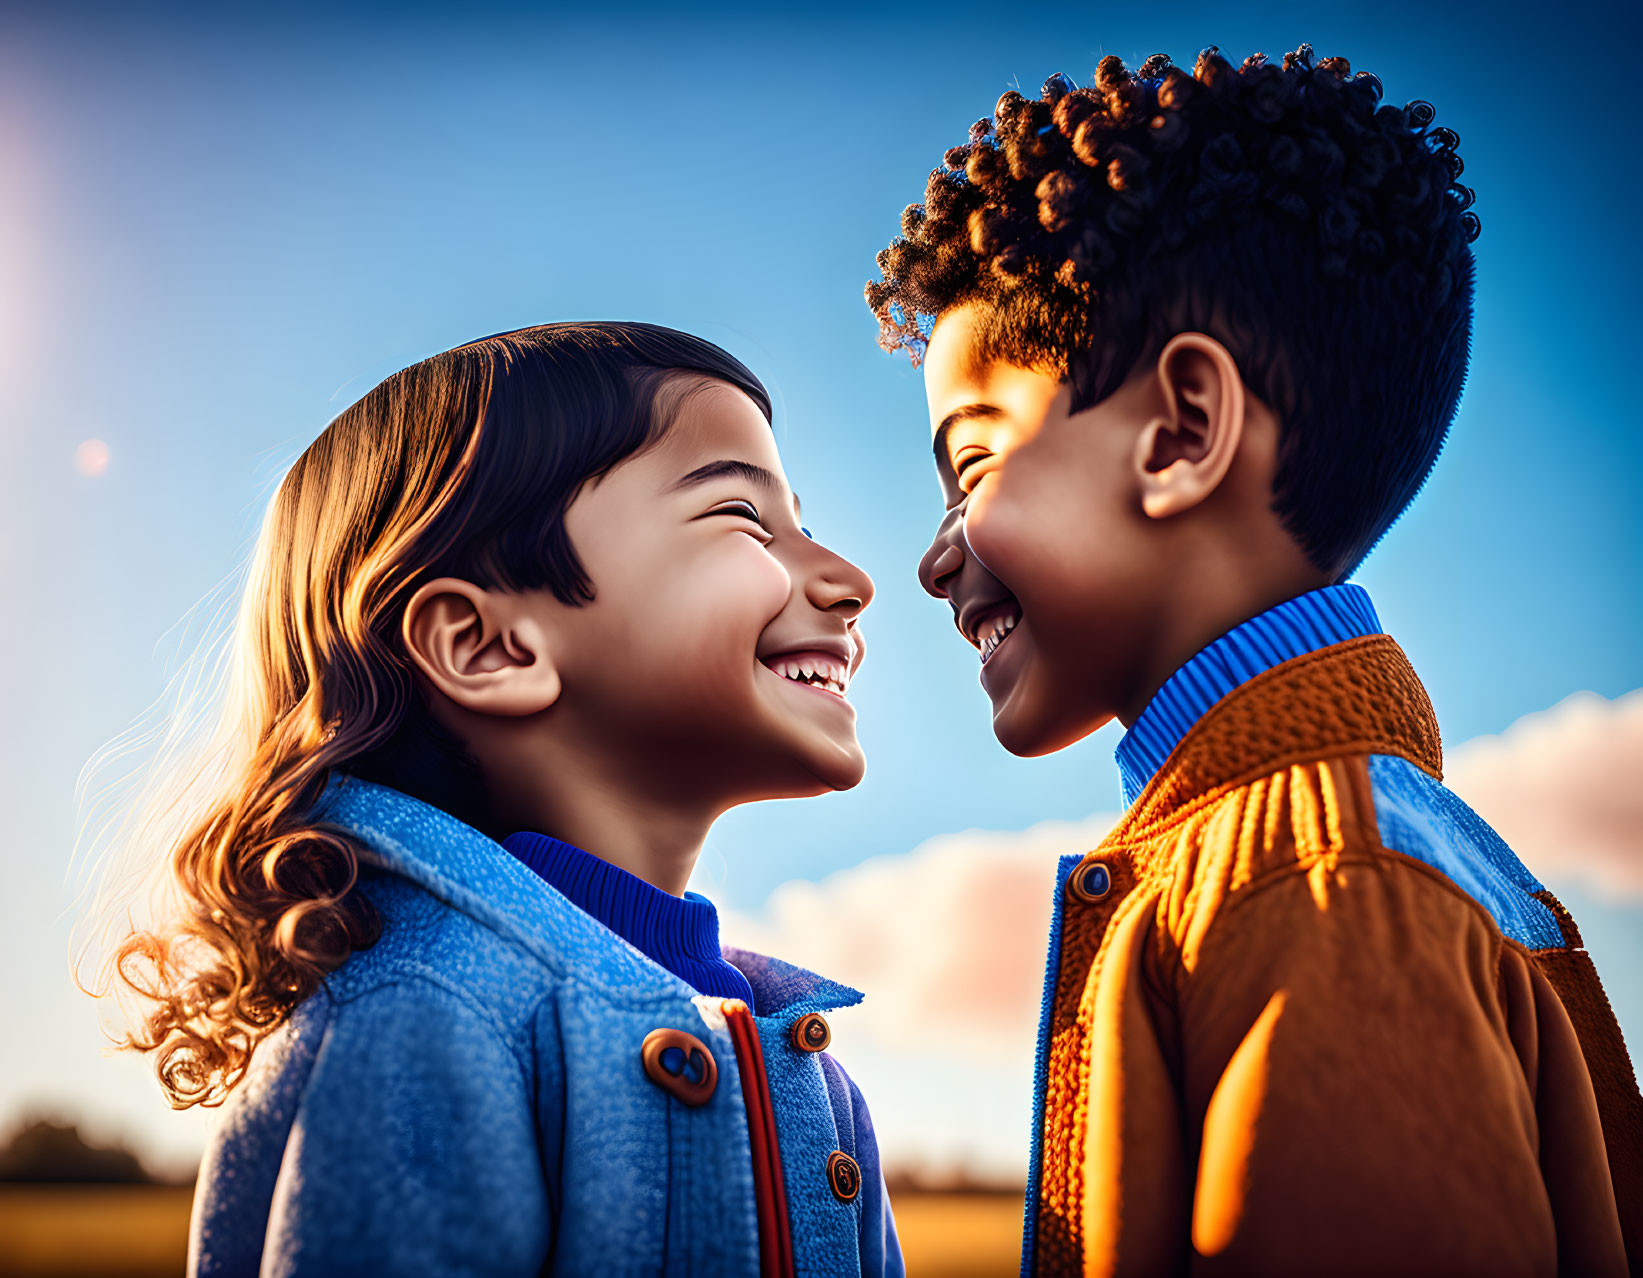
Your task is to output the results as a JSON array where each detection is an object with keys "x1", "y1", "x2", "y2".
[
  {"x1": 953, "y1": 448, "x2": 991, "y2": 489},
  {"x1": 709, "y1": 498, "x2": 760, "y2": 521},
  {"x1": 702, "y1": 499, "x2": 772, "y2": 538}
]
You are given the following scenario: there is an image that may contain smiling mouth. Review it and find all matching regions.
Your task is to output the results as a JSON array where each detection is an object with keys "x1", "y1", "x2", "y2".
[
  {"x1": 969, "y1": 602, "x2": 1023, "y2": 665},
  {"x1": 760, "y1": 651, "x2": 851, "y2": 697}
]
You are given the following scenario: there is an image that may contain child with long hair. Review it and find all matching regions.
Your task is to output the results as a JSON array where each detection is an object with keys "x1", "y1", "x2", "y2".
[{"x1": 89, "y1": 323, "x2": 903, "y2": 1276}]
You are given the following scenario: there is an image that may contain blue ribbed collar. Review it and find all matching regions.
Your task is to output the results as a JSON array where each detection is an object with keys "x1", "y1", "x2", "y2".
[
  {"x1": 1115, "y1": 584, "x2": 1383, "y2": 806},
  {"x1": 501, "y1": 831, "x2": 755, "y2": 1006}
]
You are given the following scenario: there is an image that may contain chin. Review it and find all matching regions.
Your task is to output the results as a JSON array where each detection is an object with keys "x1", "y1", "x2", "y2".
[
  {"x1": 981, "y1": 611, "x2": 1123, "y2": 756},
  {"x1": 796, "y1": 736, "x2": 867, "y2": 792},
  {"x1": 750, "y1": 673, "x2": 867, "y2": 792},
  {"x1": 989, "y1": 673, "x2": 1110, "y2": 758},
  {"x1": 991, "y1": 707, "x2": 1068, "y2": 757},
  {"x1": 825, "y1": 751, "x2": 867, "y2": 791}
]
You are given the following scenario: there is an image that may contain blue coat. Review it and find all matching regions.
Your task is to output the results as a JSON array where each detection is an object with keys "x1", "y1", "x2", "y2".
[{"x1": 189, "y1": 776, "x2": 904, "y2": 1277}]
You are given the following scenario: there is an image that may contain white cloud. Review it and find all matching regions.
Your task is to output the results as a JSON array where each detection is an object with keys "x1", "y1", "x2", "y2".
[{"x1": 1446, "y1": 688, "x2": 1643, "y2": 899}]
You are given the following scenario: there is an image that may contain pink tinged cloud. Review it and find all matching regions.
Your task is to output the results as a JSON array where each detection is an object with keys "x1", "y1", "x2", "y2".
[
  {"x1": 722, "y1": 813, "x2": 1118, "y2": 1064},
  {"x1": 75, "y1": 439, "x2": 110, "y2": 476},
  {"x1": 1445, "y1": 688, "x2": 1643, "y2": 899},
  {"x1": 721, "y1": 815, "x2": 1121, "y2": 1179}
]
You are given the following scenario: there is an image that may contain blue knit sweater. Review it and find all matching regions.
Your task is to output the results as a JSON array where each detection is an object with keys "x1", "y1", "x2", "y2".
[{"x1": 501, "y1": 831, "x2": 756, "y2": 1006}]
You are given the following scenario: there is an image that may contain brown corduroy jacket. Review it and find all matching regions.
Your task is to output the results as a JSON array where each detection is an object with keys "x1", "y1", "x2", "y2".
[{"x1": 1029, "y1": 636, "x2": 1640, "y2": 1277}]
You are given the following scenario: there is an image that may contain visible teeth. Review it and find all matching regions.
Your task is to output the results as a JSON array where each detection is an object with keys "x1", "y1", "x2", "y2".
[
  {"x1": 978, "y1": 612, "x2": 1019, "y2": 663},
  {"x1": 766, "y1": 654, "x2": 849, "y2": 695}
]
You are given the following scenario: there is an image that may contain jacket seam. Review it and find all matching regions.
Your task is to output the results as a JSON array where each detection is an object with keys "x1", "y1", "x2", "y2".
[
  {"x1": 328, "y1": 965, "x2": 538, "y2": 1087},
  {"x1": 1114, "y1": 740, "x2": 1442, "y2": 848},
  {"x1": 1216, "y1": 843, "x2": 1513, "y2": 936},
  {"x1": 1160, "y1": 843, "x2": 1512, "y2": 988},
  {"x1": 347, "y1": 832, "x2": 684, "y2": 1008}
]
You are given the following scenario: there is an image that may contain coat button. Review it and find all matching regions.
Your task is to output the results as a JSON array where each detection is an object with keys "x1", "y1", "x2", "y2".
[
  {"x1": 641, "y1": 1028, "x2": 717, "y2": 1107},
  {"x1": 1068, "y1": 859, "x2": 1112, "y2": 904},
  {"x1": 791, "y1": 1013, "x2": 831, "y2": 1053},
  {"x1": 827, "y1": 1150, "x2": 862, "y2": 1203}
]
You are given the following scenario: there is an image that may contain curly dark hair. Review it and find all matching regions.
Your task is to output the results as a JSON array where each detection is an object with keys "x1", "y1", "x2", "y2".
[{"x1": 866, "y1": 45, "x2": 1479, "y2": 578}]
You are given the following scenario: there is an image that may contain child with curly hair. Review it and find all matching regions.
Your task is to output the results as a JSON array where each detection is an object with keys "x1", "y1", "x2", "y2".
[
  {"x1": 867, "y1": 45, "x2": 1637, "y2": 1276},
  {"x1": 94, "y1": 323, "x2": 902, "y2": 1276}
]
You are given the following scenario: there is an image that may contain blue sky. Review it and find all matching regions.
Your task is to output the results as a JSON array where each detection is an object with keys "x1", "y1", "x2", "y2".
[{"x1": 1, "y1": 1, "x2": 1638, "y2": 1173}]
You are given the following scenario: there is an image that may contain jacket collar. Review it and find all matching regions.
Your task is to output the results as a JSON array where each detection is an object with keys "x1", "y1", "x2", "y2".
[
  {"x1": 1118, "y1": 634, "x2": 1443, "y2": 833},
  {"x1": 1116, "y1": 584, "x2": 1383, "y2": 805},
  {"x1": 724, "y1": 948, "x2": 863, "y2": 1019},
  {"x1": 317, "y1": 774, "x2": 862, "y2": 1015}
]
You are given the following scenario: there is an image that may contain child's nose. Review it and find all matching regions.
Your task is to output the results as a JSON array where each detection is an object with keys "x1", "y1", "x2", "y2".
[
  {"x1": 920, "y1": 542, "x2": 964, "y2": 599},
  {"x1": 807, "y1": 552, "x2": 873, "y2": 619}
]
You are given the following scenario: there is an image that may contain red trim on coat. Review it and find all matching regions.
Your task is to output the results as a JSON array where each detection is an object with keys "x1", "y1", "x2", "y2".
[{"x1": 723, "y1": 999, "x2": 795, "y2": 1278}]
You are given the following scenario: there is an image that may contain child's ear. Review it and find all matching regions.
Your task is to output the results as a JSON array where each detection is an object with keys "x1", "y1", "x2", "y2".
[
  {"x1": 402, "y1": 578, "x2": 562, "y2": 717},
  {"x1": 1133, "y1": 332, "x2": 1246, "y2": 520}
]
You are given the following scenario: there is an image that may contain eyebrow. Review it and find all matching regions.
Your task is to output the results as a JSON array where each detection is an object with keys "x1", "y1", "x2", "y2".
[
  {"x1": 932, "y1": 404, "x2": 1006, "y2": 468},
  {"x1": 668, "y1": 459, "x2": 784, "y2": 494}
]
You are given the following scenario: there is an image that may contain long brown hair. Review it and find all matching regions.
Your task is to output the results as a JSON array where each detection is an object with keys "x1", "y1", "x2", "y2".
[{"x1": 85, "y1": 323, "x2": 770, "y2": 1107}]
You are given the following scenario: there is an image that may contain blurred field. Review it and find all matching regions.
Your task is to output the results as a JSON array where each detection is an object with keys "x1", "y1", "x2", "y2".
[
  {"x1": 0, "y1": 1186, "x2": 192, "y2": 1278},
  {"x1": 0, "y1": 1185, "x2": 1021, "y2": 1277},
  {"x1": 894, "y1": 1190, "x2": 1024, "y2": 1277}
]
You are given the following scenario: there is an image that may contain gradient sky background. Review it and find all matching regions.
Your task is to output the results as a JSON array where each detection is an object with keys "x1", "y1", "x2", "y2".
[{"x1": 1, "y1": 0, "x2": 1638, "y2": 1178}]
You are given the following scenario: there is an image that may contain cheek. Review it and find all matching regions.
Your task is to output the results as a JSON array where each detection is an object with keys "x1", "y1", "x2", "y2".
[
  {"x1": 716, "y1": 543, "x2": 792, "y2": 623},
  {"x1": 962, "y1": 463, "x2": 1069, "y2": 592},
  {"x1": 964, "y1": 447, "x2": 1129, "y2": 604},
  {"x1": 640, "y1": 544, "x2": 792, "y2": 663}
]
